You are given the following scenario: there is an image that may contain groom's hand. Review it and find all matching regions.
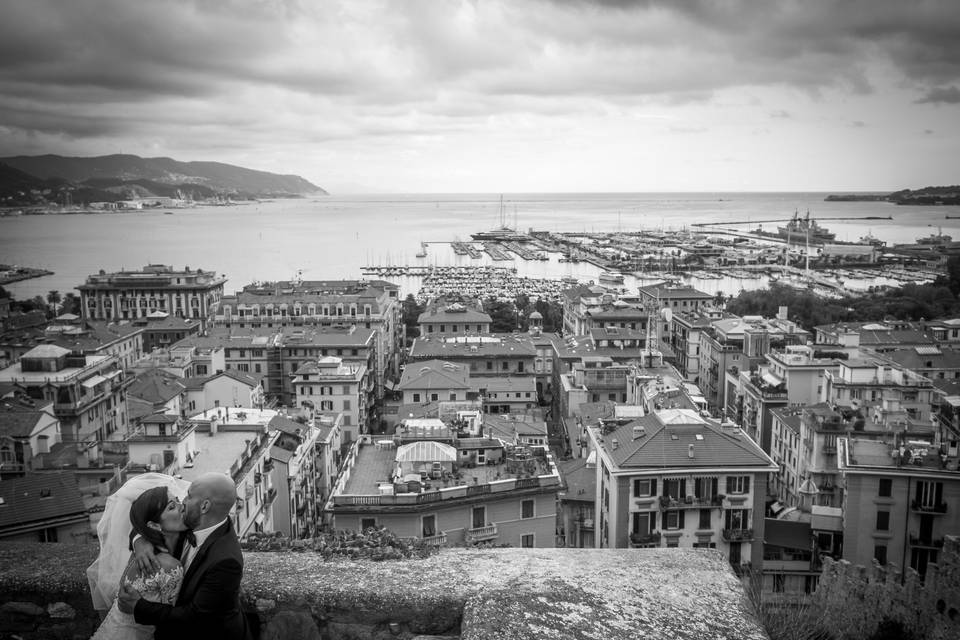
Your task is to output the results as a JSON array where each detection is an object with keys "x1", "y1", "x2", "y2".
[
  {"x1": 117, "y1": 581, "x2": 141, "y2": 614},
  {"x1": 132, "y1": 536, "x2": 160, "y2": 575}
]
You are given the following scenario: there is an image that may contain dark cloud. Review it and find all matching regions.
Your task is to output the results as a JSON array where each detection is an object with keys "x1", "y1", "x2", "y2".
[{"x1": 916, "y1": 85, "x2": 960, "y2": 104}]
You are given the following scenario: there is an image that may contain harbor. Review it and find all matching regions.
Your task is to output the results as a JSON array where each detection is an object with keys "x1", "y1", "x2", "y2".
[
  {"x1": 364, "y1": 213, "x2": 954, "y2": 303},
  {"x1": 0, "y1": 264, "x2": 54, "y2": 286}
]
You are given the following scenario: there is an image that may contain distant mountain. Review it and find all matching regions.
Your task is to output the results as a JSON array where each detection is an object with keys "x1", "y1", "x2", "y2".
[
  {"x1": 0, "y1": 154, "x2": 326, "y2": 199},
  {"x1": 825, "y1": 185, "x2": 960, "y2": 205}
]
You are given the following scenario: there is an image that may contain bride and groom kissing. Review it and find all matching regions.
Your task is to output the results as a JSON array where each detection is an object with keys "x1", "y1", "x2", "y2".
[{"x1": 86, "y1": 472, "x2": 255, "y2": 640}]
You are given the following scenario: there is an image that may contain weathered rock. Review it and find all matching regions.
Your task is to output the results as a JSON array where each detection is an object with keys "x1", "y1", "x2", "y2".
[{"x1": 260, "y1": 610, "x2": 323, "y2": 640}]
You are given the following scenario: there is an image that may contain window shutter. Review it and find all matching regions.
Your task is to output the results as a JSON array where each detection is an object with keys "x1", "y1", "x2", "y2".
[
  {"x1": 694, "y1": 478, "x2": 702, "y2": 498},
  {"x1": 915, "y1": 482, "x2": 923, "y2": 503},
  {"x1": 744, "y1": 477, "x2": 750, "y2": 493},
  {"x1": 634, "y1": 479, "x2": 641, "y2": 496},
  {"x1": 680, "y1": 479, "x2": 687, "y2": 497},
  {"x1": 651, "y1": 512, "x2": 657, "y2": 531},
  {"x1": 663, "y1": 480, "x2": 669, "y2": 497},
  {"x1": 678, "y1": 511, "x2": 685, "y2": 529},
  {"x1": 726, "y1": 476, "x2": 733, "y2": 493},
  {"x1": 651, "y1": 479, "x2": 657, "y2": 496},
  {"x1": 935, "y1": 482, "x2": 943, "y2": 505}
]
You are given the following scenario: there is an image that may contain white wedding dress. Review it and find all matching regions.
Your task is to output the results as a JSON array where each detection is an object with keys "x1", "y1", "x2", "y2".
[{"x1": 86, "y1": 473, "x2": 191, "y2": 640}]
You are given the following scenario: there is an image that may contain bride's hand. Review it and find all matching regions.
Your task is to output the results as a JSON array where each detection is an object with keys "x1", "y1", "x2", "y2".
[{"x1": 132, "y1": 536, "x2": 160, "y2": 576}]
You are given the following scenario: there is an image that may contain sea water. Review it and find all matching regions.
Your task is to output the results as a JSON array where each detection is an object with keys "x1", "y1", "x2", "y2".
[{"x1": 1, "y1": 192, "x2": 958, "y2": 300}]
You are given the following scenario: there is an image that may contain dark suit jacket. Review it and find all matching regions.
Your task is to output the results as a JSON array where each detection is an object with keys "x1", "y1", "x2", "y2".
[{"x1": 134, "y1": 519, "x2": 251, "y2": 640}]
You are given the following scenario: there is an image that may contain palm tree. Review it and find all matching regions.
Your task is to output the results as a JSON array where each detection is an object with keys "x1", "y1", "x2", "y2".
[{"x1": 46, "y1": 290, "x2": 62, "y2": 316}]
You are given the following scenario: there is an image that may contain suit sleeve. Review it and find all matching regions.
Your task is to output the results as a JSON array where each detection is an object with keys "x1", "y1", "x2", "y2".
[{"x1": 133, "y1": 557, "x2": 243, "y2": 629}]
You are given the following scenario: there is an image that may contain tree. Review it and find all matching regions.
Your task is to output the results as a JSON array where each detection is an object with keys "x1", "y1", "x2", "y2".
[
  {"x1": 46, "y1": 290, "x2": 62, "y2": 316},
  {"x1": 401, "y1": 294, "x2": 425, "y2": 343}
]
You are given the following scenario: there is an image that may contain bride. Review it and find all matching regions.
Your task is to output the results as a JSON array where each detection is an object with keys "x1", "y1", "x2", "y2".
[{"x1": 87, "y1": 473, "x2": 191, "y2": 640}]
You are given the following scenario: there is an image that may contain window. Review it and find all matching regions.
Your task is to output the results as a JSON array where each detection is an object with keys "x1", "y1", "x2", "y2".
[
  {"x1": 360, "y1": 518, "x2": 377, "y2": 531},
  {"x1": 342, "y1": 400, "x2": 350, "y2": 410},
  {"x1": 521, "y1": 499, "x2": 534, "y2": 519},
  {"x1": 450, "y1": 393, "x2": 457, "y2": 401},
  {"x1": 698, "y1": 509, "x2": 711, "y2": 529},
  {"x1": 472, "y1": 506, "x2": 485, "y2": 529},
  {"x1": 876, "y1": 510, "x2": 890, "y2": 531},
  {"x1": 874, "y1": 544, "x2": 887, "y2": 565},
  {"x1": 413, "y1": 393, "x2": 421, "y2": 403},
  {"x1": 726, "y1": 476, "x2": 750, "y2": 494},
  {"x1": 521, "y1": 534, "x2": 534, "y2": 548},
  {"x1": 633, "y1": 478, "x2": 656, "y2": 497},
  {"x1": 342, "y1": 385, "x2": 351, "y2": 395},
  {"x1": 662, "y1": 478, "x2": 686, "y2": 499},
  {"x1": 915, "y1": 480, "x2": 943, "y2": 509},
  {"x1": 37, "y1": 527, "x2": 58, "y2": 543},
  {"x1": 724, "y1": 509, "x2": 749, "y2": 530},
  {"x1": 486, "y1": 362, "x2": 493, "y2": 370},
  {"x1": 632, "y1": 511, "x2": 656, "y2": 535},
  {"x1": 878, "y1": 478, "x2": 892, "y2": 498},
  {"x1": 694, "y1": 477, "x2": 718, "y2": 499},
  {"x1": 422, "y1": 515, "x2": 436, "y2": 537},
  {"x1": 431, "y1": 393, "x2": 439, "y2": 402},
  {"x1": 665, "y1": 510, "x2": 685, "y2": 530}
]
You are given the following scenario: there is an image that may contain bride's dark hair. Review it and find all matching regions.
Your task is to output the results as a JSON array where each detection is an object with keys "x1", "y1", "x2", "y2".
[{"x1": 129, "y1": 485, "x2": 170, "y2": 550}]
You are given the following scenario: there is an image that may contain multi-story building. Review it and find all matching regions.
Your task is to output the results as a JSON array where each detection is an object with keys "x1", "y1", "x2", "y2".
[
  {"x1": 586, "y1": 408, "x2": 778, "y2": 572},
  {"x1": 269, "y1": 414, "x2": 325, "y2": 539},
  {"x1": 408, "y1": 334, "x2": 537, "y2": 378},
  {"x1": 699, "y1": 313, "x2": 808, "y2": 415},
  {"x1": 130, "y1": 343, "x2": 225, "y2": 379},
  {"x1": 291, "y1": 356, "x2": 370, "y2": 441},
  {"x1": 731, "y1": 345, "x2": 837, "y2": 453},
  {"x1": 42, "y1": 319, "x2": 144, "y2": 371},
  {"x1": 0, "y1": 396, "x2": 60, "y2": 477},
  {"x1": 125, "y1": 369, "x2": 186, "y2": 428},
  {"x1": 213, "y1": 279, "x2": 403, "y2": 398},
  {"x1": 822, "y1": 358, "x2": 939, "y2": 429},
  {"x1": 181, "y1": 370, "x2": 265, "y2": 416},
  {"x1": 0, "y1": 344, "x2": 128, "y2": 444},
  {"x1": 557, "y1": 456, "x2": 597, "y2": 548},
  {"x1": 481, "y1": 376, "x2": 538, "y2": 414},
  {"x1": 837, "y1": 435, "x2": 960, "y2": 580},
  {"x1": 813, "y1": 320, "x2": 939, "y2": 355},
  {"x1": 668, "y1": 308, "x2": 729, "y2": 383},
  {"x1": 173, "y1": 326, "x2": 376, "y2": 408},
  {"x1": 877, "y1": 346, "x2": 960, "y2": 384},
  {"x1": 637, "y1": 284, "x2": 714, "y2": 340},
  {"x1": 130, "y1": 313, "x2": 202, "y2": 354},
  {"x1": 78, "y1": 264, "x2": 226, "y2": 328},
  {"x1": 396, "y1": 359, "x2": 474, "y2": 406},
  {"x1": 417, "y1": 302, "x2": 491, "y2": 336},
  {"x1": 327, "y1": 434, "x2": 563, "y2": 548}
]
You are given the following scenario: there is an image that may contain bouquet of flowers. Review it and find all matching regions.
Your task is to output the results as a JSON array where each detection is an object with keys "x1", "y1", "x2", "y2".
[{"x1": 125, "y1": 566, "x2": 184, "y2": 604}]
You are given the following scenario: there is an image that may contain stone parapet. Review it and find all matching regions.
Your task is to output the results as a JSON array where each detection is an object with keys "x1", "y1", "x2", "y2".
[
  {"x1": 0, "y1": 543, "x2": 768, "y2": 639},
  {"x1": 813, "y1": 535, "x2": 960, "y2": 640}
]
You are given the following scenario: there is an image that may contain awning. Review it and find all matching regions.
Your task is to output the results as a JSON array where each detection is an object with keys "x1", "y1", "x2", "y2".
[
  {"x1": 81, "y1": 375, "x2": 108, "y2": 389},
  {"x1": 762, "y1": 372, "x2": 783, "y2": 387}
]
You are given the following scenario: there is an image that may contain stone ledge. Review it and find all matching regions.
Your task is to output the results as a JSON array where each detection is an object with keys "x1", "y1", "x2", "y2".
[{"x1": 0, "y1": 543, "x2": 768, "y2": 640}]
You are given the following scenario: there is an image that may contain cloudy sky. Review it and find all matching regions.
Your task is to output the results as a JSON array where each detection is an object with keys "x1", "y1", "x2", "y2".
[{"x1": 1, "y1": 0, "x2": 958, "y2": 193}]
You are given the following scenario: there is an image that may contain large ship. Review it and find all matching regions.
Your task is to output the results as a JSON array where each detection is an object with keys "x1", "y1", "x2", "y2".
[
  {"x1": 471, "y1": 195, "x2": 531, "y2": 242},
  {"x1": 777, "y1": 210, "x2": 835, "y2": 242}
]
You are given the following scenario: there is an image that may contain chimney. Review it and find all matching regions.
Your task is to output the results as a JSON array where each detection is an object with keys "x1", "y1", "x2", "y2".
[
  {"x1": 688, "y1": 444, "x2": 695, "y2": 459},
  {"x1": 210, "y1": 415, "x2": 219, "y2": 437},
  {"x1": 612, "y1": 439, "x2": 619, "y2": 450},
  {"x1": 632, "y1": 425, "x2": 646, "y2": 440}
]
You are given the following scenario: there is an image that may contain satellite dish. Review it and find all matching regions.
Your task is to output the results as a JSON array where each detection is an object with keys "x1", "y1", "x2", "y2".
[{"x1": 661, "y1": 308, "x2": 672, "y2": 323}]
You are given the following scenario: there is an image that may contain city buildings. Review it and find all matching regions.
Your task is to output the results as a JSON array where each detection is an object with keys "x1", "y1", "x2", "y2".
[
  {"x1": 0, "y1": 395, "x2": 60, "y2": 477},
  {"x1": 585, "y1": 408, "x2": 777, "y2": 571},
  {"x1": 417, "y1": 301, "x2": 491, "y2": 336},
  {"x1": 327, "y1": 429, "x2": 563, "y2": 547},
  {"x1": 78, "y1": 264, "x2": 226, "y2": 328},
  {"x1": 0, "y1": 344, "x2": 128, "y2": 444},
  {"x1": 0, "y1": 473, "x2": 90, "y2": 542},
  {"x1": 291, "y1": 356, "x2": 370, "y2": 441}
]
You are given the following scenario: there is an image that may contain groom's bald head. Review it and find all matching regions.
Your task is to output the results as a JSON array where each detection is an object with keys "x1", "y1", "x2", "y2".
[{"x1": 185, "y1": 472, "x2": 236, "y2": 528}]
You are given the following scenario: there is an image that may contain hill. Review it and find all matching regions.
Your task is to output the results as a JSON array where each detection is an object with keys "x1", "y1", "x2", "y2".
[
  {"x1": 825, "y1": 185, "x2": 960, "y2": 205},
  {"x1": 0, "y1": 154, "x2": 326, "y2": 200}
]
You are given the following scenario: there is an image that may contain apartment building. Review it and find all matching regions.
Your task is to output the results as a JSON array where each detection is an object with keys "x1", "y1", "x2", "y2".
[
  {"x1": 327, "y1": 432, "x2": 563, "y2": 548},
  {"x1": 0, "y1": 344, "x2": 128, "y2": 444},
  {"x1": 212, "y1": 279, "x2": 403, "y2": 398},
  {"x1": 586, "y1": 408, "x2": 778, "y2": 572},
  {"x1": 78, "y1": 264, "x2": 226, "y2": 328},
  {"x1": 417, "y1": 302, "x2": 492, "y2": 336},
  {"x1": 291, "y1": 356, "x2": 370, "y2": 441},
  {"x1": 0, "y1": 396, "x2": 60, "y2": 478},
  {"x1": 838, "y1": 436, "x2": 960, "y2": 580},
  {"x1": 269, "y1": 414, "x2": 325, "y2": 539},
  {"x1": 822, "y1": 358, "x2": 939, "y2": 429},
  {"x1": 408, "y1": 334, "x2": 537, "y2": 377}
]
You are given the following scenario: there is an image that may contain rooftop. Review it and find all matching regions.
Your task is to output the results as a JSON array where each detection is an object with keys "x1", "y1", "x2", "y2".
[{"x1": 839, "y1": 437, "x2": 960, "y2": 475}]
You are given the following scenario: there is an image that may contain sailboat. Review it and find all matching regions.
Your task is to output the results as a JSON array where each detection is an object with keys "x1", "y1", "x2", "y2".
[{"x1": 471, "y1": 195, "x2": 531, "y2": 242}]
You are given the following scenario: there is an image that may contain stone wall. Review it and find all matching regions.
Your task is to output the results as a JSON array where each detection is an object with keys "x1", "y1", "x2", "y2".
[
  {"x1": 813, "y1": 535, "x2": 960, "y2": 640},
  {"x1": 0, "y1": 543, "x2": 768, "y2": 640}
]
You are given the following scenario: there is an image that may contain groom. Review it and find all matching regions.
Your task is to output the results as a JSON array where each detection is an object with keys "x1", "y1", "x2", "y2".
[{"x1": 118, "y1": 472, "x2": 252, "y2": 640}]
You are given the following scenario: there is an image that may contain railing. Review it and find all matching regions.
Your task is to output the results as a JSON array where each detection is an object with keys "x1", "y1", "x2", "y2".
[
  {"x1": 331, "y1": 473, "x2": 561, "y2": 506},
  {"x1": 659, "y1": 495, "x2": 722, "y2": 510},
  {"x1": 421, "y1": 532, "x2": 447, "y2": 546},
  {"x1": 822, "y1": 445, "x2": 837, "y2": 455},
  {"x1": 909, "y1": 533, "x2": 944, "y2": 548},
  {"x1": 466, "y1": 523, "x2": 499, "y2": 543},
  {"x1": 911, "y1": 500, "x2": 947, "y2": 514},
  {"x1": 466, "y1": 484, "x2": 492, "y2": 496},
  {"x1": 630, "y1": 532, "x2": 661, "y2": 546},
  {"x1": 722, "y1": 528, "x2": 754, "y2": 542}
]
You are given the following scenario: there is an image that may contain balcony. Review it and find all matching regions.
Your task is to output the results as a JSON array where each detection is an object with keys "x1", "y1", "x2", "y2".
[
  {"x1": 466, "y1": 523, "x2": 499, "y2": 543},
  {"x1": 722, "y1": 528, "x2": 754, "y2": 542},
  {"x1": 263, "y1": 459, "x2": 274, "y2": 472},
  {"x1": 908, "y1": 533, "x2": 944, "y2": 549},
  {"x1": 630, "y1": 531, "x2": 662, "y2": 547},
  {"x1": 420, "y1": 532, "x2": 447, "y2": 546},
  {"x1": 822, "y1": 445, "x2": 837, "y2": 455},
  {"x1": 659, "y1": 495, "x2": 722, "y2": 510},
  {"x1": 578, "y1": 518, "x2": 594, "y2": 531},
  {"x1": 264, "y1": 488, "x2": 278, "y2": 505},
  {"x1": 254, "y1": 472, "x2": 262, "y2": 485},
  {"x1": 911, "y1": 500, "x2": 947, "y2": 514}
]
